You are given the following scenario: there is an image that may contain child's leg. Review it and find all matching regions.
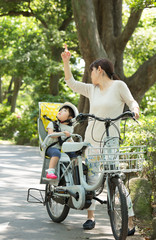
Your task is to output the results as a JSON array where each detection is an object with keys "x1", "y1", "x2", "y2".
[
  {"x1": 46, "y1": 147, "x2": 61, "y2": 179},
  {"x1": 49, "y1": 156, "x2": 59, "y2": 169}
]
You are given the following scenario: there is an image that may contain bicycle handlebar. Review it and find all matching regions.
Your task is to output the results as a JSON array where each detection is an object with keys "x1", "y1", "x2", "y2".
[{"x1": 75, "y1": 111, "x2": 135, "y2": 123}]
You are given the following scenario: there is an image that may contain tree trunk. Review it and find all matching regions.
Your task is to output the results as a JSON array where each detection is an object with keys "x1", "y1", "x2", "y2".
[
  {"x1": 72, "y1": 0, "x2": 156, "y2": 137},
  {"x1": 125, "y1": 54, "x2": 156, "y2": 102},
  {"x1": 11, "y1": 77, "x2": 22, "y2": 113},
  {"x1": 49, "y1": 73, "x2": 60, "y2": 96},
  {"x1": 75, "y1": 67, "x2": 90, "y2": 138},
  {"x1": 7, "y1": 77, "x2": 14, "y2": 105},
  {"x1": 72, "y1": 0, "x2": 156, "y2": 104},
  {"x1": 49, "y1": 47, "x2": 63, "y2": 96}
]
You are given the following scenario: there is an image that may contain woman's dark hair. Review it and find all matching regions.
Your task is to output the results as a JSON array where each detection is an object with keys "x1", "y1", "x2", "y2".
[{"x1": 89, "y1": 58, "x2": 120, "y2": 80}]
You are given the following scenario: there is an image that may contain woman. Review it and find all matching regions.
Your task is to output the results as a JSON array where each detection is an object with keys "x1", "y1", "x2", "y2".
[{"x1": 61, "y1": 45, "x2": 139, "y2": 235}]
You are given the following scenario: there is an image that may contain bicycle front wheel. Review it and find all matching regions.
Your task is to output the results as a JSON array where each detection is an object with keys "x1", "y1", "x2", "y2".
[
  {"x1": 45, "y1": 177, "x2": 70, "y2": 223},
  {"x1": 107, "y1": 177, "x2": 128, "y2": 240}
]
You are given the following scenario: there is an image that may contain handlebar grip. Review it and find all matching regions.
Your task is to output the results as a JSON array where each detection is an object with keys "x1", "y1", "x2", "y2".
[
  {"x1": 76, "y1": 113, "x2": 88, "y2": 122},
  {"x1": 131, "y1": 112, "x2": 139, "y2": 124}
]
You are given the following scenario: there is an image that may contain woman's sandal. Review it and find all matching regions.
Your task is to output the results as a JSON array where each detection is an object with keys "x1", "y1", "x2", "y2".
[
  {"x1": 83, "y1": 220, "x2": 95, "y2": 230},
  {"x1": 128, "y1": 227, "x2": 135, "y2": 236}
]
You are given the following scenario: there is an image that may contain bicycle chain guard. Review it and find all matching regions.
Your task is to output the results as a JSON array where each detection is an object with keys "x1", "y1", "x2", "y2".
[{"x1": 70, "y1": 185, "x2": 86, "y2": 209}]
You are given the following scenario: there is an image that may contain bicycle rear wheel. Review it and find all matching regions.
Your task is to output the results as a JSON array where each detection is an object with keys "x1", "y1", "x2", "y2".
[
  {"x1": 45, "y1": 176, "x2": 70, "y2": 223},
  {"x1": 107, "y1": 177, "x2": 128, "y2": 240}
]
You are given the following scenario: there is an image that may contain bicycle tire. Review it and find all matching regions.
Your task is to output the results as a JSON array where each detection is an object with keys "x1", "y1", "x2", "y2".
[
  {"x1": 107, "y1": 177, "x2": 128, "y2": 240},
  {"x1": 45, "y1": 176, "x2": 70, "y2": 223}
]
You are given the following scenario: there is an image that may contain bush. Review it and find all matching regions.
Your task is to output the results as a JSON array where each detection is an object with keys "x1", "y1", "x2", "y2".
[
  {"x1": 14, "y1": 114, "x2": 38, "y2": 145},
  {"x1": 0, "y1": 104, "x2": 10, "y2": 123},
  {"x1": 0, "y1": 104, "x2": 38, "y2": 145},
  {"x1": 121, "y1": 114, "x2": 156, "y2": 203},
  {"x1": 0, "y1": 105, "x2": 21, "y2": 139}
]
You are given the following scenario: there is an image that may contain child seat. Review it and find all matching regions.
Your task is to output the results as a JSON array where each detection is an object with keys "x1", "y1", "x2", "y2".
[{"x1": 38, "y1": 102, "x2": 70, "y2": 184}]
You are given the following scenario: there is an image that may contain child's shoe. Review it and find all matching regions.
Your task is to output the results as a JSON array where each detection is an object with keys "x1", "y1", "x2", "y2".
[
  {"x1": 46, "y1": 169, "x2": 57, "y2": 179},
  {"x1": 46, "y1": 172, "x2": 57, "y2": 179}
]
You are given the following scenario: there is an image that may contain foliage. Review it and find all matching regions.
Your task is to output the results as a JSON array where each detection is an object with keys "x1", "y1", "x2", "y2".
[
  {"x1": 0, "y1": 104, "x2": 10, "y2": 123},
  {"x1": 123, "y1": 7, "x2": 156, "y2": 76},
  {"x1": 121, "y1": 115, "x2": 156, "y2": 200},
  {"x1": 0, "y1": 0, "x2": 80, "y2": 111},
  {"x1": 0, "y1": 2, "x2": 155, "y2": 237},
  {"x1": 125, "y1": 0, "x2": 156, "y2": 10},
  {"x1": 123, "y1": 5, "x2": 156, "y2": 114},
  {"x1": 121, "y1": 114, "x2": 155, "y2": 152},
  {"x1": 0, "y1": 86, "x2": 80, "y2": 145},
  {"x1": 0, "y1": 104, "x2": 22, "y2": 139},
  {"x1": 0, "y1": 0, "x2": 155, "y2": 149},
  {"x1": 140, "y1": 83, "x2": 156, "y2": 115},
  {"x1": 14, "y1": 113, "x2": 38, "y2": 146},
  {"x1": 0, "y1": 103, "x2": 37, "y2": 145}
]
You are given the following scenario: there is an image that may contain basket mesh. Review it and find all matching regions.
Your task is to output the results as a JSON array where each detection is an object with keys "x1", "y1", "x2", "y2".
[{"x1": 86, "y1": 145, "x2": 146, "y2": 173}]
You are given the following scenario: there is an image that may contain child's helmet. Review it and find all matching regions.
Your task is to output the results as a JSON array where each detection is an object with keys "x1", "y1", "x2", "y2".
[{"x1": 59, "y1": 102, "x2": 79, "y2": 118}]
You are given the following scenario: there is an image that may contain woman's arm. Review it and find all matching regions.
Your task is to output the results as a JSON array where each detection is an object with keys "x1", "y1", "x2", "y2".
[
  {"x1": 119, "y1": 81, "x2": 140, "y2": 119},
  {"x1": 61, "y1": 44, "x2": 93, "y2": 99},
  {"x1": 61, "y1": 44, "x2": 72, "y2": 80}
]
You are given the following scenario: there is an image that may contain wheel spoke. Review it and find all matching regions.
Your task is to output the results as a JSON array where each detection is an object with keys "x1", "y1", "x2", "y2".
[
  {"x1": 45, "y1": 181, "x2": 70, "y2": 223},
  {"x1": 49, "y1": 199, "x2": 65, "y2": 218}
]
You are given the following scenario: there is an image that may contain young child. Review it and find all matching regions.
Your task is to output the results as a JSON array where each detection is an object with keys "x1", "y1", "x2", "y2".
[{"x1": 46, "y1": 102, "x2": 78, "y2": 179}]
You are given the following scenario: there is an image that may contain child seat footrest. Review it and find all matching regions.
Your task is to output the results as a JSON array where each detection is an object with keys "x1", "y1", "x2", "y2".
[{"x1": 42, "y1": 178, "x2": 59, "y2": 185}]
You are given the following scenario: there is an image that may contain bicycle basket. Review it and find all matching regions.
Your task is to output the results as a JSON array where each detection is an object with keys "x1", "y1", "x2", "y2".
[{"x1": 86, "y1": 145, "x2": 146, "y2": 174}]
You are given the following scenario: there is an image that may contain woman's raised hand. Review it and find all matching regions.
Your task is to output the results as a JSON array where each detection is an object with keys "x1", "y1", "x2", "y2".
[
  {"x1": 61, "y1": 44, "x2": 71, "y2": 63},
  {"x1": 61, "y1": 43, "x2": 72, "y2": 80}
]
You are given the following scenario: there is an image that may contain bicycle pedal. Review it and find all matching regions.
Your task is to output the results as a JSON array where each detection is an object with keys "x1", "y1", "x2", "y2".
[
  {"x1": 55, "y1": 188, "x2": 67, "y2": 194},
  {"x1": 93, "y1": 196, "x2": 107, "y2": 204}
]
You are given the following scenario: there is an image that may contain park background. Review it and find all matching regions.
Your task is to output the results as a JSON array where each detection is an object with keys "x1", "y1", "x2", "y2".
[{"x1": 0, "y1": 0, "x2": 155, "y2": 238}]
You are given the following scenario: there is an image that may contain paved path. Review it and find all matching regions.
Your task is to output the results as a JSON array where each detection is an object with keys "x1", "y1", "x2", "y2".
[{"x1": 0, "y1": 144, "x2": 144, "y2": 240}]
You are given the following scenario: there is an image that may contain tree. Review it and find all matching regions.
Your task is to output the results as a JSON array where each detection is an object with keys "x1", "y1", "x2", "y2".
[
  {"x1": 71, "y1": 0, "x2": 156, "y2": 115},
  {"x1": 0, "y1": 0, "x2": 78, "y2": 98},
  {"x1": 0, "y1": 0, "x2": 155, "y2": 117},
  {"x1": 0, "y1": 16, "x2": 49, "y2": 112}
]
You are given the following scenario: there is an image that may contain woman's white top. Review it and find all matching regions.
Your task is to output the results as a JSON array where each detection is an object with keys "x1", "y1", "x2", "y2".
[{"x1": 66, "y1": 76, "x2": 139, "y2": 147}]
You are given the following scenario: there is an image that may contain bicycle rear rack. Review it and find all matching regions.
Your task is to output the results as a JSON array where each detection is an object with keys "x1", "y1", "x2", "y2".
[{"x1": 27, "y1": 188, "x2": 46, "y2": 205}]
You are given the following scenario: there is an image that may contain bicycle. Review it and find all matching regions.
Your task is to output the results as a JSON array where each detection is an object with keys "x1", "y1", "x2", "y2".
[{"x1": 27, "y1": 111, "x2": 145, "y2": 240}]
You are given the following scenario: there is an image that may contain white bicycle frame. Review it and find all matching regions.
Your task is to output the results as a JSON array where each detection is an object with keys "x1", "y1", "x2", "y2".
[
  {"x1": 62, "y1": 138, "x2": 121, "y2": 210},
  {"x1": 43, "y1": 132, "x2": 145, "y2": 210},
  {"x1": 42, "y1": 132, "x2": 105, "y2": 209}
]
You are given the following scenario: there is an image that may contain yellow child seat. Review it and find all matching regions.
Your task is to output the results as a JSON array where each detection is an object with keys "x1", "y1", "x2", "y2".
[
  {"x1": 39, "y1": 102, "x2": 61, "y2": 130},
  {"x1": 38, "y1": 101, "x2": 79, "y2": 151}
]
